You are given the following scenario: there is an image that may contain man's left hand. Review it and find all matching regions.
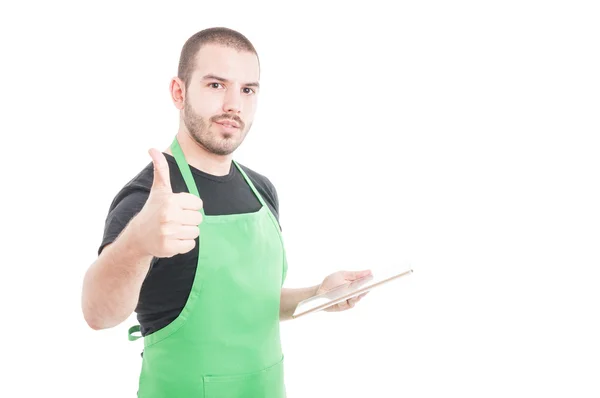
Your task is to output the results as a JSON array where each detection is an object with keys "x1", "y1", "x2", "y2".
[{"x1": 316, "y1": 270, "x2": 372, "y2": 312}]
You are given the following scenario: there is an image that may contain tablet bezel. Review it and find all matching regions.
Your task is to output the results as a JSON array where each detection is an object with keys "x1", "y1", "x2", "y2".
[{"x1": 291, "y1": 267, "x2": 413, "y2": 319}]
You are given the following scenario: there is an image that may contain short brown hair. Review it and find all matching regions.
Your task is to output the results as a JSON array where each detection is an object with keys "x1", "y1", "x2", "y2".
[{"x1": 177, "y1": 27, "x2": 258, "y2": 88}]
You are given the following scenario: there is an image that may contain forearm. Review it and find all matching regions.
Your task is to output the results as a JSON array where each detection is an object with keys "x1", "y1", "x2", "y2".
[
  {"x1": 82, "y1": 219, "x2": 153, "y2": 330},
  {"x1": 279, "y1": 285, "x2": 320, "y2": 321}
]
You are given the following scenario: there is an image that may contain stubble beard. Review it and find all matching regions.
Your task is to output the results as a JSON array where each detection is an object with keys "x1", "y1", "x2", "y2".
[{"x1": 183, "y1": 101, "x2": 250, "y2": 156}]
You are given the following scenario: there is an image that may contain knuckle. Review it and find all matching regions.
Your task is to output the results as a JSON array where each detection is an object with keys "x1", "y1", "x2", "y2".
[
  {"x1": 159, "y1": 224, "x2": 171, "y2": 237},
  {"x1": 180, "y1": 240, "x2": 195, "y2": 253},
  {"x1": 159, "y1": 208, "x2": 171, "y2": 223},
  {"x1": 166, "y1": 195, "x2": 178, "y2": 208}
]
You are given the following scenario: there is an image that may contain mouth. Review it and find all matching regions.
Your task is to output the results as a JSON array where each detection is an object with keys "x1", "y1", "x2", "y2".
[{"x1": 214, "y1": 119, "x2": 241, "y2": 129}]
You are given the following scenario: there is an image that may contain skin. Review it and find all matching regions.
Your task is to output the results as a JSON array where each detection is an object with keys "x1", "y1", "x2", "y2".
[
  {"x1": 81, "y1": 43, "x2": 371, "y2": 330},
  {"x1": 166, "y1": 43, "x2": 260, "y2": 175}
]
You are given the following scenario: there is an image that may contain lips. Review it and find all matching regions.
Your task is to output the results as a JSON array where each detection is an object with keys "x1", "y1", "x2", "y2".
[{"x1": 215, "y1": 119, "x2": 240, "y2": 129}]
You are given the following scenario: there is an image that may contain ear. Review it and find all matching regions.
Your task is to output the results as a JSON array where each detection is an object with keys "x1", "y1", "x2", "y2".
[{"x1": 170, "y1": 77, "x2": 185, "y2": 110}]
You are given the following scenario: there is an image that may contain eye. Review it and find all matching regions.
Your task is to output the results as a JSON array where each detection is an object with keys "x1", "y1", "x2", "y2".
[
  {"x1": 209, "y1": 82, "x2": 223, "y2": 89},
  {"x1": 243, "y1": 87, "x2": 255, "y2": 95}
]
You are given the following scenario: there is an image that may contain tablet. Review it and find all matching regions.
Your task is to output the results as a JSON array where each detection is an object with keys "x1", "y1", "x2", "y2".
[{"x1": 292, "y1": 266, "x2": 413, "y2": 319}]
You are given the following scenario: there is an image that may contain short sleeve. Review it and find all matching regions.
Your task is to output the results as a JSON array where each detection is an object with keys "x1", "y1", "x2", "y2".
[{"x1": 98, "y1": 190, "x2": 149, "y2": 255}]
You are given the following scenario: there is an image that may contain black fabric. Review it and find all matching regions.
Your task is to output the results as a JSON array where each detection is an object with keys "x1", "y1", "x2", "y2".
[{"x1": 98, "y1": 152, "x2": 280, "y2": 336}]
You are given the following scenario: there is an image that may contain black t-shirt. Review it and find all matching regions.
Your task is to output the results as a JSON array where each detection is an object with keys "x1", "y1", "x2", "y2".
[{"x1": 98, "y1": 153, "x2": 280, "y2": 336}]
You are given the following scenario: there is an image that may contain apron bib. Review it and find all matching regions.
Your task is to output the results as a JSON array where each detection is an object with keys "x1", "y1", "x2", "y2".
[{"x1": 128, "y1": 137, "x2": 288, "y2": 397}]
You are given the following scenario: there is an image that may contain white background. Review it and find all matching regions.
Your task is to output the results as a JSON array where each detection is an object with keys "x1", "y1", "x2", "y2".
[{"x1": 1, "y1": 1, "x2": 599, "y2": 397}]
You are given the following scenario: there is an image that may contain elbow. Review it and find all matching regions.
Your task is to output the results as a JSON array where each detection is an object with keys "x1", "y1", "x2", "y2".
[
  {"x1": 82, "y1": 306, "x2": 108, "y2": 331},
  {"x1": 82, "y1": 297, "x2": 123, "y2": 330},
  {"x1": 86, "y1": 319, "x2": 104, "y2": 331},
  {"x1": 81, "y1": 294, "x2": 115, "y2": 331},
  {"x1": 83, "y1": 310, "x2": 121, "y2": 331},
  {"x1": 82, "y1": 292, "x2": 102, "y2": 331},
  {"x1": 82, "y1": 301, "x2": 126, "y2": 331},
  {"x1": 81, "y1": 271, "x2": 115, "y2": 331}
]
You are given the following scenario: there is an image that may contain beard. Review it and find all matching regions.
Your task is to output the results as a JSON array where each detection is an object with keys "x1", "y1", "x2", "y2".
[{"x1": 183, "y1": 101, "x2": 250, "y2": 156}]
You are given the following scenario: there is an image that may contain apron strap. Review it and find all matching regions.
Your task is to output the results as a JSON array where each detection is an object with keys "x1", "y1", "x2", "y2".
[
  {"x1": 233, "y1": 161, "x2": 287, "y2": 286},
  {"x1": 128, "y1": 325, "x2": 142, "y2": 341},
  {"x1": 170, "y1": 136, "x2": 205, "y2": 215},
  {"x1": 234, "y1": 161, "x2": 268, "y2": 208},
  {"x1": 127, "y1": 137, "x2": 203, "y2": 343},
  {"x1": 126, "y1": 137, "x2": 285, "y2": 343}
]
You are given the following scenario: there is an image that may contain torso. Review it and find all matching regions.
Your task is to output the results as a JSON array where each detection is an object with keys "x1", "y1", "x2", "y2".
[{"x1": 99, "y1": 153, "x2": 281, "y2": 336}]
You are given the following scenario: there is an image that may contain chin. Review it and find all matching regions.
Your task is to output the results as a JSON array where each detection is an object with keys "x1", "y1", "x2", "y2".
[{"x1": 215, "y1": 139, "x2": 243, "y2": 156}]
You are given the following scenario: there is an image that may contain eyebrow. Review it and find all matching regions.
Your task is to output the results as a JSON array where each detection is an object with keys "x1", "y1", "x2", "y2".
[{"x1": 202, "y1": 74, "x2": 260, "y2": 88}]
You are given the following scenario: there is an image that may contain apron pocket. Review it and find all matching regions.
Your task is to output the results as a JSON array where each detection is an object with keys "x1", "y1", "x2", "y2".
[{"x1": 203, "y1": 356, "x2": 285, "y2": 398}]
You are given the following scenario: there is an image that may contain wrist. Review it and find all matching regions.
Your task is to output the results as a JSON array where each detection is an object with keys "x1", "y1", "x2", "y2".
[
  {"x1": 123, "y1": 216, "x2": 152, "y2": 259},
  {"x1": 314, "y1": 283, "x2": 323, "y2": 296}
]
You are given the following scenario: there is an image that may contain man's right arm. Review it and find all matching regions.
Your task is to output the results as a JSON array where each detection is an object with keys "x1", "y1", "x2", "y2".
[
  {"x1": 82, "y1": 149, "x2": 203, "y2": 330},
  {"x1": 82, "y1": 216, "x2": 153, "y2": 330}
]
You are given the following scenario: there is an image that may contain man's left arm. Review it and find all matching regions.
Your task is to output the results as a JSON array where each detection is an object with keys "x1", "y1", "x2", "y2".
[
  {"x1": 257, "y1": 175, "x2": 371, "y2": 320},
  {"x1": 279, "y1": 270, "x2": 372, "y2": 321},
  {"x1": 279, "y1": 286, "x2": 319, "y2": 321}
]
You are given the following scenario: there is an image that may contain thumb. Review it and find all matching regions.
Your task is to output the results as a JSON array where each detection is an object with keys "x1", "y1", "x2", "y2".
[
  {"x1": 344, "y1": 269, "x2": 372, "y2": 280},
  {"x1": 148, "y1": 148, "x2": 172, "y2": 192}
]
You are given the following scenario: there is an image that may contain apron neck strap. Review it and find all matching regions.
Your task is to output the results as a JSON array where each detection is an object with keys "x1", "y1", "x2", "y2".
[
  {"x1": 170, "y1": 136, "x2": 204, "y2": 215},
  {"x1": 169, "y1": 136, "x2": 268, "y2": 211}
]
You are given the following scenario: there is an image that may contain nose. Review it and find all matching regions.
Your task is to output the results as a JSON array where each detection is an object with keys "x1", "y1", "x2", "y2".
[{"x1": 222, "y1": 86, "x2": 242, "y2": 114}]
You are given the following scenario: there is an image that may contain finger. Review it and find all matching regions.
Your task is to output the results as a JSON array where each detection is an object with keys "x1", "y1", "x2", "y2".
[
  {"x1": 336, "y1": 300, "x2": 351, "y2": 311},
  {"x1": 177, "y1": 209, "x2": 203, "y2": 226},
  {"x1": 149, "y1": 148, "x2": 172, "y2": 192},
  {"x1": 346, "y1": 298, "x2": 356, "y2": 308},
  {"x1": 350, "y1": 294, "x2": 364, "y2": 305},
  {"x1": 344, "y1": 269, "x2": 372, "y2": 280},
  {"x1": 172, "y1": 225, "x2": 200, "y2": 240},
  {"x1": 173, "y1": 239, "x2": 196, "y2": 255},
  {"x1": 173, "y1": 192, "x2": 204, "y2": 211}
]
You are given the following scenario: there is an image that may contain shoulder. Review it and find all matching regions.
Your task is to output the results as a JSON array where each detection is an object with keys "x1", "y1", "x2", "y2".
[
  {"x1": 107, "y1": 163, "x2": 154, "y2": 211},
  {"x1": 237, "y1": 163, "x2": 281, "y2": 223},
  {"x1": 237, "y1": 163, "x2": 278, "y2": 201},
  {"x1": 98, "y1": 163, "x2": 154, "y2": 255}
]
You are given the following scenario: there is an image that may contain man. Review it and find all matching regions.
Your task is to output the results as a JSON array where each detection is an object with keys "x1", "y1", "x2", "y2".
[{"x1": 81, "y1": 27, "x2": 371, "y2": 397}]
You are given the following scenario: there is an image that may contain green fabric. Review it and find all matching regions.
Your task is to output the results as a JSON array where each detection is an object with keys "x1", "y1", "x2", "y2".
[
  {"x1": 128, "y1": 325, "x2": 141, "y2": 341},
  {"x1": 129, "y1": 136, "x2": 288, "y2": 397}
]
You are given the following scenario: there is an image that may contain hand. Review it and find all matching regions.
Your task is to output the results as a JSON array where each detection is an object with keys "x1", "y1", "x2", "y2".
[
  {"x1": 131, "y1": 148, "x2": 204, "y2": 258},
  {"x1": 316, "y1": 270, "x2": 372, "y2": 312}
]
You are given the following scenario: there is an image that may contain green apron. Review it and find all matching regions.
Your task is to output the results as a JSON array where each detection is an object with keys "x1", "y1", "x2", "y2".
[{"x1": 128, "y1": 137, "x2": 288, "y2": 397}]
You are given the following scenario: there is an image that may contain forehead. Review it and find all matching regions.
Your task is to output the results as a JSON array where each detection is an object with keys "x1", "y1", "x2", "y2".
[{"x1": 192, "y1": 43, "x2": 259, "y2": 84}]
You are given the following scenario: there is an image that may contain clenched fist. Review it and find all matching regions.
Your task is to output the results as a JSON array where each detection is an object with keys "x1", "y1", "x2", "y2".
[{"x1": 131, "y1": 148, "x2": 203, "y2": 258}]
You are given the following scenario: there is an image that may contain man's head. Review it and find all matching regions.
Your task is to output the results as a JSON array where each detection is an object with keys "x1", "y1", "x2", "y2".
[{"x1": 170, "y1": 27, "x2": 260, "y2": 156}]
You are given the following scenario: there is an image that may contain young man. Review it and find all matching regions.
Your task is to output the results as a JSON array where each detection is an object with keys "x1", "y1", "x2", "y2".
[{"x1": 81, "y1": 27, "x2": 371, "y2": 397}]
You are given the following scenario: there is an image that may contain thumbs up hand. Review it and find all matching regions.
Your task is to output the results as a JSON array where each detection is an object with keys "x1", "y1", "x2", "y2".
[{"x1": 132, "y1": 148, "x2": 204, "y2": 258}]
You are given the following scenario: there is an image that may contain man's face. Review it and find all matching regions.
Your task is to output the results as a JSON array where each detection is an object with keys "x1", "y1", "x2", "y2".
[{"x1": 182, "y1": 44, "x2": 260, "y2": 156}]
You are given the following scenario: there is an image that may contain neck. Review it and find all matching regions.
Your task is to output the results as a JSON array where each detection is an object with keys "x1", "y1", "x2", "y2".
[{"x1": 165, "y1": 130, "x2": 233, "y2": 177}]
